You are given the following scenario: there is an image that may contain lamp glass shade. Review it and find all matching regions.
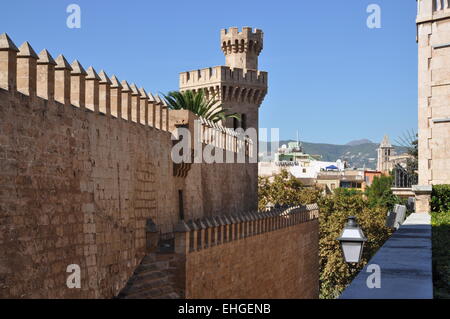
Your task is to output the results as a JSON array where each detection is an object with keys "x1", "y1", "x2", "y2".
[
  {"x1": 337, "y1": 216, "x2": 367, "y2": 263},
  {"x1": 341, "y1": 241, "x2": 365, "y2": 263}
]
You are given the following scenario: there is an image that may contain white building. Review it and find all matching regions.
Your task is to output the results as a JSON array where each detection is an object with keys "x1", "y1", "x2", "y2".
[{"x1": 259, "y1": 141, "x2": 345, "y2": 179}]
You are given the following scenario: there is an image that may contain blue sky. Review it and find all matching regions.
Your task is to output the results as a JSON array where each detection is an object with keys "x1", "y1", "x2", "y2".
[{"x1": 0, "y1": 0, "x2": 418, "y2": 145}]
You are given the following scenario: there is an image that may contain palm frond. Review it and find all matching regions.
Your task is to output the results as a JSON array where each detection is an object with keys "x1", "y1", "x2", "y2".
[{"x1": 162, "y1": 90, "x2": 241, "y2": 123}]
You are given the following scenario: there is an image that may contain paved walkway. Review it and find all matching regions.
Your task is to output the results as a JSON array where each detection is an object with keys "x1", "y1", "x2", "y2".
[{"x1": 340, "y1": 213, "x2": 433, "y2": 299}]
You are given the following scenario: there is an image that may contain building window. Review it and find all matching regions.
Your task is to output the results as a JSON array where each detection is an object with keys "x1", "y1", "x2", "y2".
[
  {"x1": 340, "y1": 181, "x2": 351, "y2": 188},
  {"x1": 233, "y1": 118, "x2": 238, "y2": 130},
  {"x1": 302, "y1": 168, "x2": 306, "y2": 173}
]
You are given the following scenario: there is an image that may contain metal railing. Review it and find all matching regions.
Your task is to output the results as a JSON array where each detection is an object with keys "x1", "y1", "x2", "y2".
[{"x1": 392, "y1": 164, "x2": 418, "y2": 188}]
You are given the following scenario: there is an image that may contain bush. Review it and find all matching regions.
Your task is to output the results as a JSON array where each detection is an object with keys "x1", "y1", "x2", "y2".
[
  {"x1": 431, "y1": 211, "x2": 450, "y2": 299},
  {"x1": 258, "y1": 171, "x2": 393, "y2": 299},
  {"x1": 365, "y1": 175, "x2": 402, "y2": 210},
  {"x1": 431, "y1": 185, "x2": 450, "y2": 213},
  {"x1": 318, "y1": 192, "x2": 392, "y2": 299},
  {"x1": 258, "y1": 169, "x2": 322, "y2": 211}
]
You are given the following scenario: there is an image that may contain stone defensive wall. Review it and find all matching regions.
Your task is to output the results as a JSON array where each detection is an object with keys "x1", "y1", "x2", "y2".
[
  {"x1": 0, "y1": 34, "x2": 258, "y2": 298},
  {"x1": 171, "y1": 204, "x2": 320, "y2": 298}
]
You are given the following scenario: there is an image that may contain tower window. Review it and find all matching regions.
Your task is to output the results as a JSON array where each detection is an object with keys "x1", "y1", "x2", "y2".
[{"x1": 241, "y1": 113, "x2": 247, "y2": 130}]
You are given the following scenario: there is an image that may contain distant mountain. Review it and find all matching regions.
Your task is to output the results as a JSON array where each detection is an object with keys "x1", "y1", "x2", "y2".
[
  {"x1": 259, "y1": 140, "x2": 408, "y2": 170},
  {"x1": 346, "y1": 139, "x2": 373, "y2": 146}
]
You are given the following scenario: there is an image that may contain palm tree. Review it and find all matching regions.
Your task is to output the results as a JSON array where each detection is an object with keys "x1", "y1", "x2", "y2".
[
  {"x1": 162, "y1": 90, "x2": 240, "y2": 123},
  {"x1": 395, "y1": 129, "x2": 418, "y2": 176}
]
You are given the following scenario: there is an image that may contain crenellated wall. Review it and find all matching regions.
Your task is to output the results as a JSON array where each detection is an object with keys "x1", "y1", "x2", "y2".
[
  {"x1": 172, "y1": 205, "x2": 320, "y2": 299},
  {"x1": 179, "y1": 66, "x2": 267, "y2": 89},
  {"x1": 0, "y1": 33, "x2": 258, "y2": 298}
]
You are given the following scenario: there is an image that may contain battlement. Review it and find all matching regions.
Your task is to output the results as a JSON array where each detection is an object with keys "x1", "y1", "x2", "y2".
[
  {"x1": 220, "y1": 26, "x2": 263, "y2": 70},
  {"x1": 174, "y1": 204, "x2": 319, "y2": 254},
  {"x1": 221, "y1": 26, "x2": 263, "y2": 37},
  {"x1": 179, "y1": 65, "x2": 267, "y2": 88},
  {"x1": 0, "y1": 33, "x2": 173, "y2": 131},
  {"x1": 0, "y1": 33, "x2": 255, "y2": 154},
  {"x1": 179, "y1": 66, "x2": 268, "y2": 106},
  {"x1": 220, "y1": 27, "x2": 263, "y2": 55}
]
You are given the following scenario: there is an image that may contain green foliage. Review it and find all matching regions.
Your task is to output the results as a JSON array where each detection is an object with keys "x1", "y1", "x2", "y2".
[
  {"x1": 258, "y1": 171, "x2": 393, "y2": 299},
  {"x1": 431, "y1": 211, "x2": 450, "y2": 299},
  {"x1": 318, "y1": 192, "x2": 392, "y2": 298},
  {"x1": 162, "y1": 90, "x2": 240, "y2": 123},
  {"x1": 334, "y1": 188, "x2": 363, "y2": 197},
  {"x1": 431, "y1": 185, "x2": 450, "y2": 213},
  {"x1": 258, "y1": 170, "x2": 322, "y2": 211},
  {"x1": 365, "y1": 175, "x2": 401, "y2": 210}
]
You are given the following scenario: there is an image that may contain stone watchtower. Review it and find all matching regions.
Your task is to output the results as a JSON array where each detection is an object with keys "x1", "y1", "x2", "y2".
[
  {"x1": 179, "y1": 27, "x2": 268, "y2": 131},
  {"x1": 221, "y1": 27, "x2": 263, "y2": 70},
  {"x1": 376, "y1": 135, "x2": 394, "y2": 173},
  {"x1": 415, "y1": 0, "x2": 450, "y2": 212}
]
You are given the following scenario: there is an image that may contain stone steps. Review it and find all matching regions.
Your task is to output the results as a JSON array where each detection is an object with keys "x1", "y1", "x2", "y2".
[{"x1": 117, "y1": 252, "x2": 180, "y2": 299}]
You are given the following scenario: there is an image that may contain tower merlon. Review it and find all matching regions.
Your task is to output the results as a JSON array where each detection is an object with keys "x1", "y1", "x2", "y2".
[
  {"x1": 220, "y1": 26, "x2": 263, "y2": 37},
  {"x1": 179, "y1": 66, "x2": 267, "y2": 90}
]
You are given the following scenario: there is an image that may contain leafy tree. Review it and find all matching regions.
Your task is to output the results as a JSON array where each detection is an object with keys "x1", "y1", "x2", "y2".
[
  {"x1": 258, "y1": 169, "x2": 322, "y2": 211},
  {"x1": 162, "y1": 90, "x2": 240, "y2": 123},
  {"x1": 318, "y1": 191, "x2": 392, "y2": 298},
  {"x1": 365, "y1": 175, "x2": 401, "y2": 210},
  {"x1": 258, "y1": 171, "x2": 393, "y2": 299},
  {"x1": 431, "y1": 185, "x2": 450, "y2": 213}
]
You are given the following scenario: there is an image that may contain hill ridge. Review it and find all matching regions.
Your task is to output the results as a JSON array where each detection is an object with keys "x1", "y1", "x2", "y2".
[{"x1": 259, "y1": 140, "x2": 408, "y2": 170}]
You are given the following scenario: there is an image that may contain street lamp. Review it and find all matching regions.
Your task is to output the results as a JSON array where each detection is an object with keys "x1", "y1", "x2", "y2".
[{"x1": 337, "y1": 216, "x2": 367, "y2": 263}]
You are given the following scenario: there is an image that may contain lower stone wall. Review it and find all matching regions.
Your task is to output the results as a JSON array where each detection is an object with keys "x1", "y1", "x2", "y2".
[{"x1": 178, "y1": 212, "x2": 319, "y2": 299}]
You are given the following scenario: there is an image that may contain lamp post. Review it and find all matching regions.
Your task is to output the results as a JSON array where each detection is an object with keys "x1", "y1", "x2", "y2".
[{"x1": 337, "y1": 216, "x2": 367, "y2": 263}]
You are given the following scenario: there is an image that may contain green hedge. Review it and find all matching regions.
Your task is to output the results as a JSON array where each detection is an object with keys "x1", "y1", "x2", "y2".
[
  {"x1": 431, "y1": 212, "x2": 450, "y2": 299},
  {"x1": 431, "y1": 185, "x2": 450, "y2": 213}
]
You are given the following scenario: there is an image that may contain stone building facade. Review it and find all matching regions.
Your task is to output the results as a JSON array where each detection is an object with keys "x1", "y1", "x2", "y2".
[
  {"x1": 0, "y1": 28, "x2": 319, "y2": 299},
  {"x1": 376, "y1": 135, "x2": 395, "y2": 173},
  {"x1": 376, "y1": 135, "x2": 412, "y2": 174},
  {"x1": 416, "y1": 0, "x2": 450, "y2": 212}
]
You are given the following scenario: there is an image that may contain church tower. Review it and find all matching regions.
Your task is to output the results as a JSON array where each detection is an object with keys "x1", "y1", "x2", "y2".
[
  {"x1": 415, "y1": 0, "x2": 450, "y2": 212},
  {"x1": 376, "y1": 135, "x2": 394, "y2": 173},
  {"x1": 179, "y1": 27, "x2": 268, "y2": 131}
]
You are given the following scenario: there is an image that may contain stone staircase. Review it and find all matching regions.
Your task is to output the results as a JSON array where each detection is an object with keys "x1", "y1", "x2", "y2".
[{"x1": 117, "y1": 252, "x2": 180, "y2": 299}]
